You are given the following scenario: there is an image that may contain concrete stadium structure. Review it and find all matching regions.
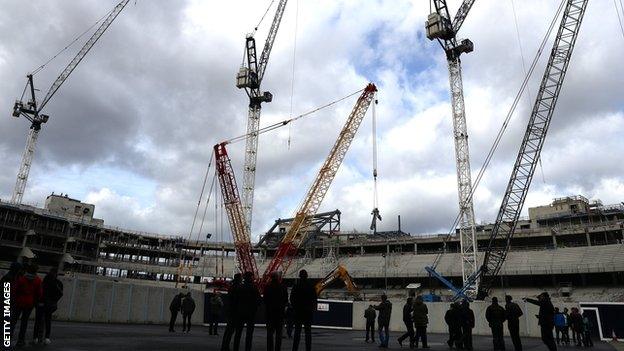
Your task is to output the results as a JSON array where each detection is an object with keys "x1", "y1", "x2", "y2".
[{"x1": 1, "y1": 194, "x2": 623, "y2": 301}]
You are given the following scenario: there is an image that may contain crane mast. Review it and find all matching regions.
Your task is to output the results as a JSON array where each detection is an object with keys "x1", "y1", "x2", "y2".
[
  {"x1": 10, "y1": 0, "x2": 129, "y2": 204},
  {"x1": 214, "y1": 143, "x2": 259, "y2": 279},
  {"x1": 475, "y1": 0, "x2": 589, "y2": 299},
  {"x1": 236, "y1": 0, "x2": 288, "y2": 233},
  {"x1": 260, "y1": 83, "x2": 377, "y2": 287},
  {"x1": 426, "y1": 0, "x2": 479, "y2": 292}
]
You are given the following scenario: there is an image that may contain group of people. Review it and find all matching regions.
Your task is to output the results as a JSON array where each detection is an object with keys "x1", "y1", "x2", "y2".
[
  {"x1": 168, "y1": 291, "x2": 196, "y2": 333},
  {"x1": 365, "y1": 292, "x2": 596, "y2": 351},
  {"x1": 1, "y1": 261, "x2": 64, "y2": 347},
  {"x1": 364, "y1": 293, "x2": 431, "y2": 349},
  {"x1": 553, "y1": 306, "x2": 594, "y2": 348},
  {"x1": 482, "y1": 293, "x2": 594, "y2": 351},
  {"x1": 444, "y1": 299, "x2": 476, "y2": 350},
  {"x1": 213, "y1": 269, "x2": 317, "y2": 351}
]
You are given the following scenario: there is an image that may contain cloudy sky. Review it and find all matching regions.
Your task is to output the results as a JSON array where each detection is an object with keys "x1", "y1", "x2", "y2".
[{"x1": 1, "y1": 0, "x2": 623, "y2": 242}]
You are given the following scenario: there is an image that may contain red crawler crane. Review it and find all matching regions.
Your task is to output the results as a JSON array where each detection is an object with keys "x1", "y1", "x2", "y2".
[{"x1": 214, "y1": 83, "x2": 377, "y2": 288}]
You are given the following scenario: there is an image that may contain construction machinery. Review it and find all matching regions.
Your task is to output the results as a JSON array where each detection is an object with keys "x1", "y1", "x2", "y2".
[
  {"x1": 315, "y1": 264, "x2": 360, "y2": 299},
  {"x1": 260, "y1": 83, "x2": 378, "y2": 287},
  {"x1": 236, "y1": 0, "x2": 288, "y2": 233},
  {"x1": 427, "y1": 0, "x2": 589, "y2": 300},
  {"x1": 213, "y1": 87, "x2": 372, "y2": 283},
  {"x1": 214, "y1": 142, "x2": 259, "y2": 280},
  {"x1": 475, "y1": 0, "x2": 589, "y2": 299},
  {"x1": 10, "y1": 0, "x2": 129, "y2": 204},
  {"x1": 425, "y1": 0, "x2": 479, "y2": 292}
]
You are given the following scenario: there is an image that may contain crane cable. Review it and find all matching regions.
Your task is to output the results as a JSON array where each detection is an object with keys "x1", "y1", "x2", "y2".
[
  {"x1": 370, "y1": 95, "x2": 382, "y2": 233},
  {"x1": 223, "y1": 88, "x2": 365, "y2": 145},
  {"x1": 430, "y1": 0, "x2": 566, "y2": 271},
  {"x1": 195, "y1": 171, "x2": 218, "y2": 242},
  {"x1": 253, "y1": 0, "x2": 276, "y2": 33},
  {"x1": 372, "y1": 96, "x2": 379, "y2": 210},
  {"x1": 187, "y1": 151, "x2": 215, "y2": 243},
  {"x1": 241, "y1": 0, "x2": 276, "y2": 67},
  {"x1": 31, "y1": 6, "x2": 114, "y2": 76},
  {"x1": 287, "y1": 0, "x2": 300, "y2": 149},
  {"x1": 614, "y1": 0, "x2": 624, "y2": 40},
  {"x1": 511, "y1": 0, "x2": 546, "y2": 184}
]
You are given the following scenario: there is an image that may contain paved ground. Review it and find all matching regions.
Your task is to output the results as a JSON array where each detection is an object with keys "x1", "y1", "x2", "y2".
[{"x1": 8, "y1": 322, "x2": 618, "y2": 351}]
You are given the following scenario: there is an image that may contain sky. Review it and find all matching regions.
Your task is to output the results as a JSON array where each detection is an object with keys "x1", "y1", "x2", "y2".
[{"x1": 1, "y1": 0, "x2": 623, "y2": 242}]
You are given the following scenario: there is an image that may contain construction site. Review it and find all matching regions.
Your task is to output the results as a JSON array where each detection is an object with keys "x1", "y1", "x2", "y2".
[{"x1": 1, "y1": 0, "x2": 623, "y2": 349}]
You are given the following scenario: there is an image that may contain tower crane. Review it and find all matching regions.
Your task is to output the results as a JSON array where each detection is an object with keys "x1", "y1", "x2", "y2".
[
  {"x1": 236, "y1": 0, "x2": 289, "y2": 233},
  {"x1": 425, "y1": 0, "x2": 479, "y2": 292},
  {"x1": 10, "y1": 0, "x2": 130, "y2": 204},
  {"x1": 475, "y1": 0, "x2": 589, "y2": 299},
  {"x1": 260, "y1": 83, "x2": 377, "y2": 287},
  {"x1": 426, "y1": 0, "x2": 589, "y2": 300}
]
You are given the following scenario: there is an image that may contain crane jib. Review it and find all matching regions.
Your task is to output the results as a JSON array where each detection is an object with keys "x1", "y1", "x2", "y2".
[
  {"x1": 259, "y1": 83, "x2": 377, "y2": 289},
  {"x1": 476, "y1": 0, "x2": 589, "y2": 300}
]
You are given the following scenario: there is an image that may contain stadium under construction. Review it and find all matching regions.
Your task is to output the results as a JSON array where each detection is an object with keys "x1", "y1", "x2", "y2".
[
  {"x1": 1, "y1": 193, "x2": 622, "y2": 299},
  {"x1": 2, "y1": 0, "x2": 624, "y2": 345}
]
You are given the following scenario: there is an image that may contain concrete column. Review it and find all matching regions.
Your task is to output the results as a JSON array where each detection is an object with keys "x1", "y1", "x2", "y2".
[
  {"x1": 551, "y1": 230, "x2": 558, "y2": 249},
  {"x1": 360, "y1": 246, "x2": 364, "y2": 256},
  {"x1": 108, "y1": 283, "x2": 116, "y2": 322},
  {"x1": 414, "y1": 243, "x2": 417, "y2": 255},
  {"x1": 89, "y1": 280, "x2": 97, "y2": 321},
  {"x1": 144, "y1": 287, "x2": 149, "y2": 322},
  {"x1": 68, "y1": 278, "x2": 77, "y2": 319},
  {"x1": 585, "y1": 228, "x2": 591, "y2": 246},
  {"x1": 127, "y1": 284, "x2": 133, "y2": 322},
  {"x1": 160, "y1": 288, "x2": 165, "y2": 323}
]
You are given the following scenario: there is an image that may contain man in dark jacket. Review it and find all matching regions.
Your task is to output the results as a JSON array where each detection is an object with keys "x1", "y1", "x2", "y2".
[
  {"x1": 364, "y1": 305, "x2": 376, "y2": 343},
  {"x1": 290, "y1": 269, "x2": 317, "y2": 351},
  {"x1": 34, "y1": 267, "x2": 63, "y2": 345},
  {"x1": 569, "y1": 307, "x2": 583, "y2": 346},
  {"x1": 233, "y1": 271, "x2": 261, "y2": 351},
  {"x1": 524, "y1": 292, "x2": 557, "y2": 351},
  {"x1": 412, "y1": 295, "x2": 429, "y2": 348},
  {"x1": 221, "y1": 273, "x2": 242, "y2": 351},
  {"x1": 460, "y1": 299, "x2": 475, "y2": 351},
  {"x1": 505, "y1": 295, "x2": 523, "y2": 351},
  {"x1": 168, "y1": 293, "x2": 183, "y2": 332},
  {"x1": 397, "y1": 297, "x2": 414, "y2": 348},
  {"x1": 209, "y1": 292, "x2": 224, "y2": 335},
  {"x1": 486, "y1": 297, "x2": 507, "y2": 350},
  {"x1": 561, "y1": 307, "x2": 570, "y2": 346},
  {"x1": 444, "y1": 302, "x2": 462, "y2": 349},
  {"x1": 264, "y1": 271, "x2": 288, "y2": 351},
  {"x1": 181, "y1": 292, "x2": 196, "y2": 333},
  {"x1": 285, "y1": 303, "x2": 294, "y2": 339},
  {"x1": 374, "y1": 294, "x2": 392, "y2": 348}
]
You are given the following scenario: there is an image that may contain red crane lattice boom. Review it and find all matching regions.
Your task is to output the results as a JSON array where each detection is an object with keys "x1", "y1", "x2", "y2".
[{"x1": 214, "y1": 142, "x2": 259, "y2": 279}]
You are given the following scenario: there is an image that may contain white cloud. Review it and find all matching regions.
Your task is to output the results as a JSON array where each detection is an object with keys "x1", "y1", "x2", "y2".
[{"x1": 0, "y1": 0, "x2": 622, "y2": 242}]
